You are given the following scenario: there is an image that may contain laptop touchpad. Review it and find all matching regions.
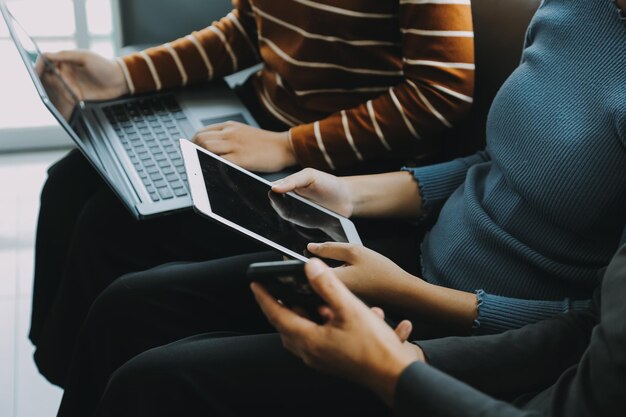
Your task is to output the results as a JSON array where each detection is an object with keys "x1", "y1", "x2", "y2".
[{"x1": 200, "y1": 113, "x2": 247, "y2": 126}]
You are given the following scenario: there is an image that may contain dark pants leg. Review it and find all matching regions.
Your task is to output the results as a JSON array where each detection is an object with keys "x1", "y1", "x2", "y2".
[
  {"x1": 30, "y1": 149, "x2": 105, "y2": 345},
  {"x1": 56, "y1": 223, "x2": 424, "y2": 417},
  {"x1": 34, "y1": 186, "x2": 266, "y2": 386},
  {"x1": 57, "y1": 251, "x2": 281, "y2": 417},
  {"x1": 95, "y1": 333, "x2": 391, "y2": 417}
]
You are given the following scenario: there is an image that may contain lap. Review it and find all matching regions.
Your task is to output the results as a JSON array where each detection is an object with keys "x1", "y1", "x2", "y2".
[
  {"x1": 31, "y1": 149, "x2": 106, "y2": 344},
  {"x1": 96, "y1": 333, "x2": 390, "y2": 417},
  {"x1": 94, "y1": 251, "x2": 283, "y2": 334},
  {"x1": 56, "y1": 252, "x2": 285, "y2": 415}
]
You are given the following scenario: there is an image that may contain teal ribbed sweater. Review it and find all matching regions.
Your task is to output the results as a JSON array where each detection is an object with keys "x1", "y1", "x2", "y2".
[{"x1": 405, "y1": 0, "x2": 626, "y2": 334}]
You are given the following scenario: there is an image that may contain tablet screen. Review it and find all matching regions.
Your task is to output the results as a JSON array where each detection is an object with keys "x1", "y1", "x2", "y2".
[{"x1": 197, "y1": 150, "x2": 349, "y2": 257}]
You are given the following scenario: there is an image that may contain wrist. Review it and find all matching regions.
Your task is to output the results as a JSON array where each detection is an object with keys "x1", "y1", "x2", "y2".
[
  {"x1": 114, "y1": 58, "x2": 132, "y2": 96},
  {"x1": 279, "y1": 130, "x2": 297, "y2": 168},
  {"x1": 337, "y1": 177, "x2": 355, "y2": 218},
  {"x1": 344, "y1": 176, "x2": 367, "y2": 217},
  {"x1": 369, "y1": 344, "x2": 424, "y2": 406},
  {"x1": 419, "y1": 282, "x2": 478, "y2": 331}
]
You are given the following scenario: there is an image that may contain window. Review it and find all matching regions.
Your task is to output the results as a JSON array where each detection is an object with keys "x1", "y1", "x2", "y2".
[
  {"x1": 1, "y1": 0, "x2": 116, "y2": 58},
  {"x1": 0, "y1": 0, "x2": 118, "y2": 149}
]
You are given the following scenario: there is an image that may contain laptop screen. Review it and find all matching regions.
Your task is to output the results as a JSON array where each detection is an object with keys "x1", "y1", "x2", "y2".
[{"x1": 1, "y1": 3, "x2": 81, "y2": 120}]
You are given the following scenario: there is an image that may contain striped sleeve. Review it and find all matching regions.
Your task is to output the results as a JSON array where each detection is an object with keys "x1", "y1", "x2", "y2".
[
  {"x1": 289, "y1": 0, "x2": 475, "y2": 171},
  {"x1": 119, "y1": 0, "x2": 260, "y2": 94}
]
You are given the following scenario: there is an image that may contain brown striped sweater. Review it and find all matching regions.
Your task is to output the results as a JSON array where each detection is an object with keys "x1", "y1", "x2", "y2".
[{"x1": 118, "y1": 0, "x2": 475, "y2": 171}]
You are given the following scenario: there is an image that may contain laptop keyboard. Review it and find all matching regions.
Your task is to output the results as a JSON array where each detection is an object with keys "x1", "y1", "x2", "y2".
[{"x1": 104, "y1": 95, "x2": 190, "y2": 202}]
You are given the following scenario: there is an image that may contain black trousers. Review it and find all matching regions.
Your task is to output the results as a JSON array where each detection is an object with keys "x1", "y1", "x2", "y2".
[
  {"x1": 96, "y1": 333, "x2": 391, "y2": 417},
  {"x1": 30, "y1": 149, "x2": 105, "y2": 346},
  {"x1": 32, "y1": 155, "x2": 282, "y2": 384},
  {"x1": 57, "y1": 251, "x2": 404, "y2": 417}
]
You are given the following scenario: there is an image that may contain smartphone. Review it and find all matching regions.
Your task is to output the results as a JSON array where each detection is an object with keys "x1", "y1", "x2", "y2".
[{"x1": 247, "y1": 260, "x2": 326, "y2": 323}]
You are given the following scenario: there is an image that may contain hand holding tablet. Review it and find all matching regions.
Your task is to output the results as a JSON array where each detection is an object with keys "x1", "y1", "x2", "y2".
[{"x1": 180, "y1": 140, "x2": 362, "y2": 262}]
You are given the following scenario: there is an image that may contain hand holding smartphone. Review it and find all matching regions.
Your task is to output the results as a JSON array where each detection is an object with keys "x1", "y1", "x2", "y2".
[
  {"x1": 248, "y1": 259, "x2": 400, "y2": 328},
  {"x1": 247, "y1": 260, "x2": 326, "y2": 324}
]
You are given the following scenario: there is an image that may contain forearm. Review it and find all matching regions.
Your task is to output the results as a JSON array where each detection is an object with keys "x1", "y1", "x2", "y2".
[
  {"x1": 119, "y1": 6, "x2": 259, "y2": 95},
  {"x1": 394, "y1": 362, "x2": 536, "y2": 417},
  {"x1": 344, "y1": 171, "x2": 423, "y2": 219},
  {"x1": 416, "y1": 314, "x2": 596, "y2": 399},
  {"x1": 409, "y1": 282, "x2": 477, "y2": 330},
  {"x1": 362, "y1": 273, "x2": 477, "y2": 331},
  {"x1": 389, "y1": 300, "x2": 597, "y2": 415},
  {"x1": 410, "y1": 288, "x2": 600, "y2": 398}
]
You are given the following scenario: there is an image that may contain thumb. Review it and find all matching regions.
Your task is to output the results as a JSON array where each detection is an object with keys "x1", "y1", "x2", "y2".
[
  {"x1": 306, "y1": 258, "x2": 361, "y2": 316},
  {"x1": 271, "y1": 169, "x2": 317, "y2": 194},
  {"x1": 371, "y1": 307, "x2": 385, "y2": 320},
  {"x1": 394, "y1": 320, "x2": 413, "y2": 343},
  {"x1": 307, "y1": 242, "x2": 357, "y2": 263}
]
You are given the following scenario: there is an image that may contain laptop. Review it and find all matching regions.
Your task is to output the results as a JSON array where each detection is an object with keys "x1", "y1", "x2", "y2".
[{"x1": 0, "y1": 1, "x2": 258, "y2": 219}]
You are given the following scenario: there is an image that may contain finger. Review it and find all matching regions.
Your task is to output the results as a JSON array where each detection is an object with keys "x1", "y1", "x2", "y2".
[
  {"x1": 271, "y1": 168, "x2": 317, "y2": 194},
  {"x1": 371, "y1": 307, "x2": 385, "y2": 320},
  {"x1": 195, "y1": 138, "x2": 233, "y2": 155},
  {"x1": 35, "y1": 56, "x2": 47, "y2": 77},
  {"x1": 251, "y1": 283, "x2": 315, "y2": 333},
  {"x1": 192, "y1": 130, "x2": 228, "y2": 143},
  {"x1": 44, "y1": 50, "x2": 86, "y2": 65},
  {"x1": 318, "y1": 305, "x2": 335, "y2": 322},
  {"x1": 305, "y1": 259, "x2": 362, "y2": 316},
  {"x1": 307, "y1": 242, "x2": 360, "y2": 263},
  {"x1": 222, "y1": 154, "x2": 244, "y2": 167},
  {"x1": 196, "y1": 121, "x2": 234, "y2": 133},
  {"x1": 268, "y1": 192, "x2": 291, "y2": 221},
  {"x1": 395, "y1": 320, "x2": 413, "y2": 343},
  {"x1": 42, "y1": 72, "x2": 75, "y2": 103}
]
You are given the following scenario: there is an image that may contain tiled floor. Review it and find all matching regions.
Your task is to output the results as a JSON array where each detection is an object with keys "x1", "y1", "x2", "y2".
[{"x1": 0, "y1": 149, "x2": 69, "y2": 417}]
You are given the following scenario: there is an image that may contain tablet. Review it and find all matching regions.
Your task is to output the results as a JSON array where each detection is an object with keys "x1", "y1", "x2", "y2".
[{"x1": 180, "y1": 140, "x2": 361, "y2": 262}]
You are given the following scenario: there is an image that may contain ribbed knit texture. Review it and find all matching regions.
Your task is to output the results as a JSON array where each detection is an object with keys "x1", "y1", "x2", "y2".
[{"x1": 406, "y1": 0, "x2": 626, "y2": 334}]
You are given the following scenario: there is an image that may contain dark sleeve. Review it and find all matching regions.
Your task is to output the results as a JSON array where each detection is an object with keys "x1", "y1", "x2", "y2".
[
  {"x1": 395, "y1": 362, "x2": 541, "y2": 417},
  {"x1": 547, "y1": 244, "x2": 626, "y2": 417},
  {"x1": 393, "y1": 297, "x2": 598, "y2": 417},
  {"x1": 415, "y1": 290, "x2": 599, "y2": 400},
  {"x1": 394, "y1": 245, "x2": 626, "y2": 417}
]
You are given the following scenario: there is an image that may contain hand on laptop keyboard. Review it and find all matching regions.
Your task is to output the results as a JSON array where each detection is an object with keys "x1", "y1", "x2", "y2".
[{"x1": 192, "y1": 121, "x2": 296, "y2": 172}]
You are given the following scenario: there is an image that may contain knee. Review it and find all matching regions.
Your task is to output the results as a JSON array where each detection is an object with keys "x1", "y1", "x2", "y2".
[
  {"x1": 96, "y1": 346, "x2": 198, "y2": 417},
  {"x1": 41, "y1": 150, "x2": 90, "y2": 199},
  {"x1": 83, "y1": 272, "x2": 148, "y2": 338},
  {"x1": 96, "y1": 351, "x2": 161, "y2": 417}
]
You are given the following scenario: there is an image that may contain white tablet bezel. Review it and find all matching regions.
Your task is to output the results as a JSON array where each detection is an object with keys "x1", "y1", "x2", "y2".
[{"x1": 180, "y1": 139, "x2": 362, "y2": 262}]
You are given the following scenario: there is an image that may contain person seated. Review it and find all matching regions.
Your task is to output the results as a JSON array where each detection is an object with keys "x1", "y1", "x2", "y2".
[
  {"x1": 86, "y1": 245, "x2": 626, "y2": 417},
  {"x1": 95, "y1": 246, "x2": 626, "y2": 417},
  {"x1": 53, "y1": 1, "x2": 626, "y2": 414},
  {"x1": 29, "y1": 0, "x2": 475, "y2": 380}
]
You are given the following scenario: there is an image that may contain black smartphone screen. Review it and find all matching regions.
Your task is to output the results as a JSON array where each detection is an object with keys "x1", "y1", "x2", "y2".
[{"x1": 247, "y1": 260, "x2": 326, "y2": 323}]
